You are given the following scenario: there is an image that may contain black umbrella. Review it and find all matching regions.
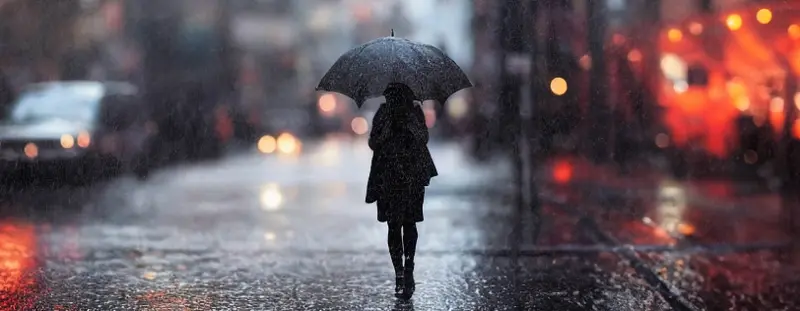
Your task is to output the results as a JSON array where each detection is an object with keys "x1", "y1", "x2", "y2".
[{"x1": 316, "y1": 30, "x2": 472, "y2": 107}]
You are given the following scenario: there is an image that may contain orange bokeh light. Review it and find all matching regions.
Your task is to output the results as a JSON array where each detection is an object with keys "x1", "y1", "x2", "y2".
[
  {"x1": 789, "y1": 24, "x2": 800, "y2": 39},
  {"x1": 677, "y1": 223, "x2": 696, "y2": 236},
  {"x1": 318, "y1": 93, "x2": 337, "y2": 113},
  {"x1": 756, "y1": 9, "x2": 772, "y2": 24},
  {"x1": 726, "y1": 14, "x2": 742, "y2": 31},
  {"x1": 792, "y1": 120, "x2": 800, "y2": 140},
  {"x1": 667, "y1": 28, "x2": 682, "y2": 42}
]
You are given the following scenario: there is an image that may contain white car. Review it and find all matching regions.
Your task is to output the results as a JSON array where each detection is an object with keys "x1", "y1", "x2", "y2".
[{"x1": 0, "y1": 81, "x2": 153, "y2": 182}]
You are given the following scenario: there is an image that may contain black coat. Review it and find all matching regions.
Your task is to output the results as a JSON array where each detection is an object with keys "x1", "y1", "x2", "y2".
[{"x1": 366, "y1": 103, "x2": 438, "y2": 204}]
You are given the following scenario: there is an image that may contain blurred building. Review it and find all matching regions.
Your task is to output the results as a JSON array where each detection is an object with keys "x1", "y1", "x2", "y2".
[
  {"x1": 0, "y1": 0, "x2": 81, "y2": 86},
  {"x1": 401, "y1": 0, "x2": 473, "y2": 70},
  {"x1": 0, "y1": 0, "x2": 137, "y2": 84}
]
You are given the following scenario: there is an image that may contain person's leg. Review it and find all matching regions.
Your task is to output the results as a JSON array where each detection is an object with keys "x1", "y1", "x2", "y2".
[
  {"x1": 387, "y1": 221, "x2": 404, "y2": 273},
  {"x1": 401, "y1": 222, "x2": 418, "y2": 298},
  {"x1": 402, "y1": 187, "x2": 424, "y2": 265},
  {"x1": 402, "y1": 223, "x2": 418, "y2": 265},
  {"x1": 387, "y1": 221, "x2": 404, "y2": 295}
]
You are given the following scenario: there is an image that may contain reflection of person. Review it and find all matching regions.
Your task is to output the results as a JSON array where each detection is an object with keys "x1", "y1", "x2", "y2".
[
  {"x1": 392, "y1": 298, "x2": 415, "y2": 311},
  {"x1": 366, "y1": 83, "x2": 437, "y2": 299}
]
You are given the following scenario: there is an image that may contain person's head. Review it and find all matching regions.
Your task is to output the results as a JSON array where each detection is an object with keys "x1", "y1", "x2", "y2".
[{"x1": 383, "y1": 83, "x2": 415, "y2": 107}]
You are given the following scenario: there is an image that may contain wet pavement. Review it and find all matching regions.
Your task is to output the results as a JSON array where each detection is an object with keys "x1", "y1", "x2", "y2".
[
  {"x1": 538, "y1": 156, "x2": 800, "y2": 310},
  {"x1": 0, "y1": 137, "x2": 795, "y2": 310}
]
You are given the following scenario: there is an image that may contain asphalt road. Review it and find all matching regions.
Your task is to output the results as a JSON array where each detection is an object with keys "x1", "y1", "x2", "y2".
[{"x1": 0, "y1": 136, "x2": 792, "y2": 310}]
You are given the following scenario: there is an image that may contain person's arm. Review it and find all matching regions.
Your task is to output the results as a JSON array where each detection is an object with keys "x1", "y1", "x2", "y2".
[
  {"x1": 408, "y1": 106, "x2": 429, "y2": 144},
  {"x1": 368, "y1": 105, "x2": 392, "y2": 150}
]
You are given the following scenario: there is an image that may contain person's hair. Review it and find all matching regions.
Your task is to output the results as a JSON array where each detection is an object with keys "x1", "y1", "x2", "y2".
[{"x1": 383, "y1": 83, "x2": 415, "y2": 105}]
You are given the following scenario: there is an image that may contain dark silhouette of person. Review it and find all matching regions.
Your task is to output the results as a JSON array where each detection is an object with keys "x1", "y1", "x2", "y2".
[
  {"x1": 366, "y1": 82, "x2": 438, "y2": 299},
  {"x1": 0, "y1": 70, "x2": 15, "y2": 110}
]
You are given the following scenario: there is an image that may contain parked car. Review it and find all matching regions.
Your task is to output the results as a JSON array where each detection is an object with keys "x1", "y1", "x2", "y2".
[{"x1": 0, "y1": 81, "x2": 153, "y2": 182}]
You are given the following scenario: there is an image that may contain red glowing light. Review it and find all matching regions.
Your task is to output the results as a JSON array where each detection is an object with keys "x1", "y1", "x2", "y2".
[{"x1": 553, "y1": 160, "x2": 573, "y2": 184}]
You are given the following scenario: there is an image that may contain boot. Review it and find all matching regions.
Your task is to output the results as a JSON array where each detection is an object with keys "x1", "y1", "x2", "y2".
[
  {"x1": 389, "y1": 243, "x2": 404, "y2": 297},
  {"x1": 401, "y1": 259, "x2": 415, "y2": 299},
  {"x1": 394, "y1": 265, "x2": 404, "y2": 297}
]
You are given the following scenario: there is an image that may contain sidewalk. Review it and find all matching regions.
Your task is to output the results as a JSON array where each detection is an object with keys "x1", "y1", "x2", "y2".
[
  {"x1": 537, "y1": 156, "x2": 779, "y2": 212},
  {"x1": 535, "y1": 156, "x2": 789, "y2": 245}
]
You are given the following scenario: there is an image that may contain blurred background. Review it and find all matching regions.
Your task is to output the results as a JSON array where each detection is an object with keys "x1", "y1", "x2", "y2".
[
  {"x1": 1, "y1": 0, "x2": 800, "y2": 309},
  {"x1": 0, "y1": 0, "x2": 476, "y2": 162}
]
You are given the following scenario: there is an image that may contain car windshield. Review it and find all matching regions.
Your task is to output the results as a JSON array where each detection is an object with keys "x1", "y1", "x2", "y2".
[{"x1": 4, "y1": 83, "x2": 104, "y2": 124}]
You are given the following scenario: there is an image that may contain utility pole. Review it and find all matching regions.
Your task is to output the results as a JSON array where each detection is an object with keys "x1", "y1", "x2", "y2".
[
  {"x1": 523, "y1": 0, "x2": 542, "y2": 243},
  {"x1": 500, "y1": 0, "x2": 539, "y2": 205},
  {"x1": 499, "y1": 0, "x2": 524, "y2": 149},
  {"x1": 587, "y1": 0, "x2": 609, "y2": 162},
  {"x1": 778, "y1": 55, "x2": 800, "y2": 241},
  {"x1": 639, "y1": 0, "x2": 660, "y2": 131},
  {"x1": 503, "y1": 0, "x2": 542, "y2": 301},
  {"x1": 499, "y1": 0, "x2": 522, "y2": 204},
  {"x1": 498, "y1": 0, "x2": 522, "y2": 303}
]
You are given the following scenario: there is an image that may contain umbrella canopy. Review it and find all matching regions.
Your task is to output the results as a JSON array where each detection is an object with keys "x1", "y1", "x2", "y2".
[{"x1": 316, "y1": 33, "x2": 472, "y2": 107}]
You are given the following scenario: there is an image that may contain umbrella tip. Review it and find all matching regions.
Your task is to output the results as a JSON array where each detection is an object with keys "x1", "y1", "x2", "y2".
[{"x1": 391, "y1": 29, "x2": 394, "y2": 37}]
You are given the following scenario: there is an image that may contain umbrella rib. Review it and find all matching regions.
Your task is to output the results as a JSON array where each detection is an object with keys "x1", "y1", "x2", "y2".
[
  {"x1": 344, "y1": 44, "x2": 371, "y2": 79},
  {"x1": 406, "y1": 43, "x2": 437, "y2": 100},
  {"x1": 343, "y1": 43, "x2": 373, "y2": 102},
  {"x1": 420, "y1": 43, "x2": 471, "y2": 102}
]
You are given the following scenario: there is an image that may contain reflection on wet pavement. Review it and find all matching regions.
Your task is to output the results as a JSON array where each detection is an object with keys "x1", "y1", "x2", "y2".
[
  {"x1": 540, "y1": 156, "x2": 799, "y2": 310},
  {"x1": 0, "y1": 138, "x2": 795, "y2": 309},
  {"x1": 0, "y1": 221, "x2": 37, "y2": 311}
]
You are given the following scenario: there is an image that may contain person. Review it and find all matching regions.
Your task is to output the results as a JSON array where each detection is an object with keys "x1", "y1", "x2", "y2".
[
  {"x1": 0, "y1": 70, "x2": 15, "y2": 109},
  {"x1": 366, "y1": 83, "x2": 438, "y2": 299}
]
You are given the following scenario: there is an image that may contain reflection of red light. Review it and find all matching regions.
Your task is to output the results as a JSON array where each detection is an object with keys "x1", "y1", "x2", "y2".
[
  {"x1": 553, "y1": 160, "x2": 573, "y2": 184},
  {"x1": 214, "y1": 106, "x2": 234, "y2": 142},
  {"x1": 703, "y1": 181, "x2": 732, "y2": 199},
  {"x1": 0, "y1": 221, "x2": 37, "y2": 310}
]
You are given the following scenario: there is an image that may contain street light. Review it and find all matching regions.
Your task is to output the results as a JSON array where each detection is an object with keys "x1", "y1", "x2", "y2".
[{"x1": 550, "y1": 77, "x2": 568, "y2": 96}]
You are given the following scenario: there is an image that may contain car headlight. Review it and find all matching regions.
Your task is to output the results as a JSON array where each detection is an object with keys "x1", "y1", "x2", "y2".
[
  {"x1": 258, "y1": 135, "x2": 277, "y2": 154},
  {"x1": 60, "y1": 134, "x2": 75, "y2": 149},
  {"x1": 276, "y1": 132, "x2": 299, "y2": 154}
]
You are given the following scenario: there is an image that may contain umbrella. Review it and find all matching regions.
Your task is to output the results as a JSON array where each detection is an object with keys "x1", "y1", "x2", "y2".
[{"x1": 316, "y1": 30, "x2": 472, "y2": 107}]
